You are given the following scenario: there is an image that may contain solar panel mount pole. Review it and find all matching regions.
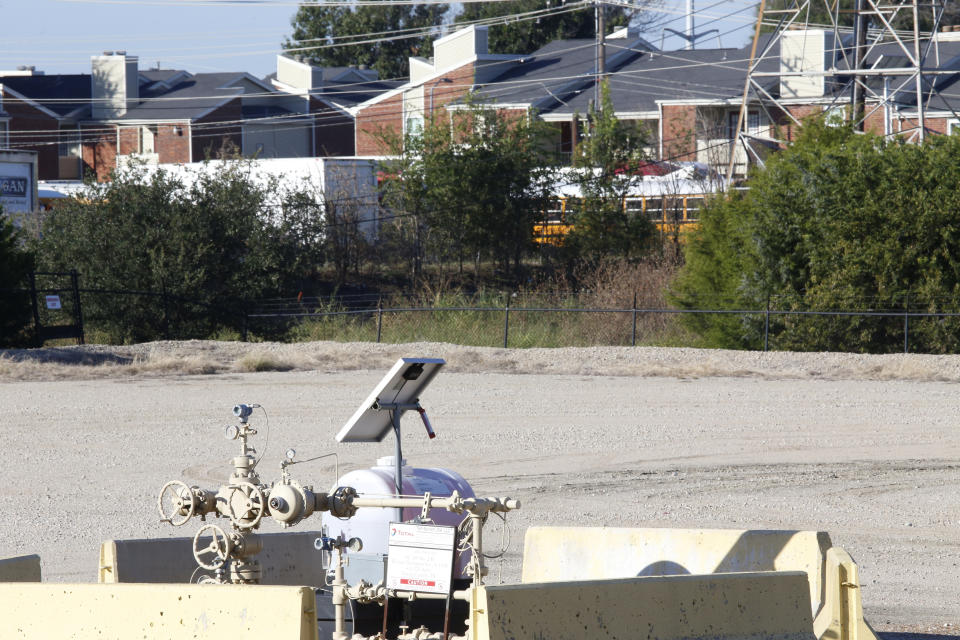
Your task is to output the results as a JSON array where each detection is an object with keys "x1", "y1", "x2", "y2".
[
  {"x1": 391, "y1": 408, "x2": 403, "y2": 524},
  {"x1": 375, "y1": 400, "x2": 422, "y2": 523}
]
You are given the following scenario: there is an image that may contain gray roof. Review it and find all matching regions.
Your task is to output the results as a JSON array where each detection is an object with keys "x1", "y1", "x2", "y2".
[
  {"x1": 0, "y1": 74, "x2": 91, "y2": 118},
  {"x1": 472, "y1": 38, "x2": 648, "y2": 109},
  {"x1": 119, "y1": 72, "x2": 250, "y2": 120},
  {"x1": 858, "y1": 40, "x2": 960, "y2": 111},
  {"x1": 139, "y1": 69, "x2": 186, "y2": 85},
  {"x1": 555, "y1": 45, "x2": 779, "y2": 116},
  {"x1": 262, "y1": 69, "x2": 400, "y2": 109},
  {"x1": 318, "y1": 78, "x2": 404, "y2": 109}
]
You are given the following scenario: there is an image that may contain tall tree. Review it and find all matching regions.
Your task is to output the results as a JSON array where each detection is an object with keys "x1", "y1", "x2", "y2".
[
  {"x1": 32, "y1": 163, "x2": 325, "y2": 343},
  {"x1": 565, "y1": 80, "x2": 655, "y2": 262},
  {"x1": 380, "y1": 98, "x2": 556, "y2": 280},
  {"x1": 285, "y1": 1, "x2": 448, "y2": 80},
  {"x1": 0, "y1": 210, "x2": 35, "y2": 347},
  {"x1": 455, "y1": 1, "x2": 638, "y2": 54},
  {"x1": 760, "y1": 0, "x2": 959, "y2": 32}
]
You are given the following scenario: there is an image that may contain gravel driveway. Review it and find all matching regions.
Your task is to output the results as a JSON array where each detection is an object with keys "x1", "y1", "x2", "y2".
[{"x1": 1, "y1": 341, "x2": 958, "y2": 636}]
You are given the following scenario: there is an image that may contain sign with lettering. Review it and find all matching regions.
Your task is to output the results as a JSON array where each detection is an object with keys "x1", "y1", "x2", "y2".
[
  {"x1": 385, "y1": 523, "x2": 456, "y2": 595},
  {"x1": 0, "y1": 154, "x2": 35, "y2": 213},
  {"x1": 45, "y1": 296, "x2": 62, "y2": 310},
  {"x1": 0, "y1": 177, "x2": 27, "y2": 198}
]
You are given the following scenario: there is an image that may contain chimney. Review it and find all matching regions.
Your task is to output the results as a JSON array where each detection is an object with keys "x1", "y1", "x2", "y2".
[
  {"x1": 780, "y1": 30, "x2": 827, "y2": 99},
  {"x1": 432, "y1": 25, "x2": 488, "y2": 71},
  {"x1": 276, "y1": 54, "x2": 322, "y2": 92},
  {"x1": 91, "y1": 52, "x2": 139, "y2": 119}
]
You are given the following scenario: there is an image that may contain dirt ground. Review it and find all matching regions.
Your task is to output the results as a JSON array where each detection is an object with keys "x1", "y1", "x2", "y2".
[{"x1": 1, "y1": 341, "x2": 959, "y2": 636}]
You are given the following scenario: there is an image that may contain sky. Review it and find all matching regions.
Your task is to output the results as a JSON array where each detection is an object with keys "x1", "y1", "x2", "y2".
[{"x1": 0, "y1": 0, "x2": 757, "y2": 81}]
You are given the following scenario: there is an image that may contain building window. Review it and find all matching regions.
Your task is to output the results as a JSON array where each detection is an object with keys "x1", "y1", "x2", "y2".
[
  {"x1": 728, "y1": 111, "x2": 763, "y2": 139},
  {"x1": 948, "y1": 119, "x2": 960, "y2": 135},
  {"x1": 823, "y1": 105, "x2": 846, "y2": 127},
  {"x1": 58, "y1": 128, "x2": 81, "y2": 158},
  {"x1": 0, "y1": 120, "x2": 8, "y2": 147},
  {"x1": 405, "y1": 115, "x2": 423, "y2": 140}
]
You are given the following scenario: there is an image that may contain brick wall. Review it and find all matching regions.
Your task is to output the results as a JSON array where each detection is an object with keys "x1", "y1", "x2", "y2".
[
  {"x1": 424, "y1": 64, "x2": 475, "y2": 122},
  {"x1": 660, "y1": 105, "x2": 697, "y2": 162},
  {"x1": 80, "y1": 125, "x2": 117, "y2": 182},
  {"x1": 354, "y1": 63, "x2": 476, "y2": 156},
  {"x1": 3, "y1": 89, "x2": 60, "y2": 180},
  {"x1": 355, "y1": 93, "x2": 403, "y2": 155},
  {"x1": 118, "y1": 126, "x2": 138, "y2": 155},
  {"x1": 156, "y1": 122, "x2": 190, "y2": 164},
  {"x1": 777, "y1": 105, "x2": 823, "y2": 141},
  {"x1": 894, "y1": 115, "x2": 949, "y2": 137}
]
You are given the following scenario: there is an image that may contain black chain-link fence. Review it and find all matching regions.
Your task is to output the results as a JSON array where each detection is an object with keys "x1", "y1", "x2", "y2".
[
  {"x1": 10, "y1": 280, "x2": 960, "y2": 353},
  {"x1": 249, "y1": 303, "x2": 954, "y2": 352}
]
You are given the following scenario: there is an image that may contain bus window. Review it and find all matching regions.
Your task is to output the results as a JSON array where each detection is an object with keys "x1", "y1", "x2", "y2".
[
  {"x1": 625, "y1": 197, "x2": 643, "y2": 216},
  {"x1": 545, "y1": 199, "x2": 564, "y2": 224},
  {"x1": 645, "y1": 197, "x2": 664, "y2": 223},
  {"x1": 684, "y1": 197, "x2": 704, "y2": 222}
]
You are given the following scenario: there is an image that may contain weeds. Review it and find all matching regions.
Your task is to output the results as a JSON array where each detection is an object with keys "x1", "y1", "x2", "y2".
[{"x1": 283, "y1": 259, "x2": 694, "y2": 348}]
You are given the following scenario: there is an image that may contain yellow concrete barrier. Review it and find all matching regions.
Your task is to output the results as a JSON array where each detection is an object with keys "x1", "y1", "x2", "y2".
[
  {"x1": 0, "y1": 582, "x2": 317, "y2": 640},
  {"x1": 99, "y1": 531, "x2": 323, "y2": 584},
  {"x1": 0, "y1": 554, "x2": 41, "y2": 582},
  {"x1": 472, "y1": 572, "x2": 816, "y2": 640},
  {"x1": 521, "y1": 526, "x2": 877, "y2": 640}
]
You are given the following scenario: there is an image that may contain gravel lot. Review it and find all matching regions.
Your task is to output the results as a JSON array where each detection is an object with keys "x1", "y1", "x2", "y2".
[{"x1": 1, "y1": 341, "x2": 959, "y2": 636}]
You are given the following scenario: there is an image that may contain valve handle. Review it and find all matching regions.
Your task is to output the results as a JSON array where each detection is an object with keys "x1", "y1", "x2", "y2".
[
  {"x1": 192, "y1": 523, "x2": 232, "y2": 570},
  {"x1": 225, "y1": 481, "x2": 266, "y2": 530},
  {"x1": 157, "y1": 481, "x2": 196, "y2": 527}
]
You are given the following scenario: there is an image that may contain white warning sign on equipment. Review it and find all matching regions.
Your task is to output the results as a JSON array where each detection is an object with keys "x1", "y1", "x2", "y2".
[{"x1": 385, "y1": 522, "x2": 456, "y2": 595}]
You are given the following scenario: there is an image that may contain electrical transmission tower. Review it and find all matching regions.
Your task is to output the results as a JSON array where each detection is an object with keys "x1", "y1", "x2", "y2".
[{"x1": 727, "y1": 0, "x2": 953, "y2": 182}]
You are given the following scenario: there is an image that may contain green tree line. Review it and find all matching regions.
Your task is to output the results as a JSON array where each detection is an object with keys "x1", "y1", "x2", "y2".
[
  {"x1": 673, "y1": 118, "x2": 960, "y2": 353},
  {"x1": 1, "y1": 91, "x2": 656, "y2": 346}
]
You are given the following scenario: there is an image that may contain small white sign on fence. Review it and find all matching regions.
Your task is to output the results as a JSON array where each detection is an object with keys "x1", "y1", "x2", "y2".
[
  {"x1": 45, "y1": 295, "x2": 61, "y2": 310},
  {"x1": 385, "y1": 522, "x2": 456, "y2": 595}
]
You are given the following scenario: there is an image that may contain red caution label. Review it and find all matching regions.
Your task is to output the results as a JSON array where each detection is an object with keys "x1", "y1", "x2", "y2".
[{"x1": 400, "y1": 579, "x2": 436, "y2": 587}]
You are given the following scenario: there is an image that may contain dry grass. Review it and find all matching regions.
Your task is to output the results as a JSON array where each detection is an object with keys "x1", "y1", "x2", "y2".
[
  {"x1": 235, "y1": 353, "x2": 295, "y2": 373},
  {"x1": 5, "y1": 340, "x2": 960, "y2": 384}
]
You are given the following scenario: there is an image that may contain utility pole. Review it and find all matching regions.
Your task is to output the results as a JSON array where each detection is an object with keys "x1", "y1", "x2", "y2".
[
  {"x1": 851, "y1": 0, "x2": 868, "y2": 130},
  {"x1": 595, "y1": 0, "x2": 606, "y2": 108}
]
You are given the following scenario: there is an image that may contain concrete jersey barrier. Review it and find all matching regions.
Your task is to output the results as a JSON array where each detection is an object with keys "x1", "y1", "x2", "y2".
[
  {"x1": 472, "y1": 572, "x2": 816, "y2": 640},
  {"x1": 99, "y1": 531, "x2": 324, "y2": 585},
  {"x1": 0, "y1": 554, "x2": 41, "y2": 582},
  {"x1": 0, "y1": 582, "x2": 317, "y2": 640},
  {"x1": 521, "y1": 526, "x2": 878, "y2": 640}
]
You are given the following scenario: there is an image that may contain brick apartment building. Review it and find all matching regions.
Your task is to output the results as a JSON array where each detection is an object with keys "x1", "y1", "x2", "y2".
[
  {"x1": 0, "y1": 53, "x2": 399, "y2": 181},
  {"x1": 351, "y1": 24, "x2": 960, "y2": 178}
]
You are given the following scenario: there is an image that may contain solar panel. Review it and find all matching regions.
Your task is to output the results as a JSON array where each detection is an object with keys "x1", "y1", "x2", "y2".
[{"x1": 336, "y1": 357, "x2": 445, "y2": 443}]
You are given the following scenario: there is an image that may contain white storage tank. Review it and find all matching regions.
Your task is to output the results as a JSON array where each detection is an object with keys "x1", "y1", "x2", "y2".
[{"x1": 328, "y1": 456, "x2": 475, "y2": 578}]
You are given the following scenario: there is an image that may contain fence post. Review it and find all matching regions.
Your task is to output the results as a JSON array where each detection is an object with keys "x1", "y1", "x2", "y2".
[
  {"x1": 631, "y1": 292, "x2": 638, "y2": 347},
  {"x1": 503, "y1": 298, "x2": 510, "y2": 349},
  {"x1": 242, "y1": 311, "x2": 249, "y2": 342},
  {"x1": 764, "y1": 294, "x2": 770, "y2": 352},
  {"x1": 71, "y1": 270, "x2": 84, "y2": 345},
  {"x1": 29, "y1": 272, "x2": 41, "y2": 346},
  {"x1": 903, "y1": 294, "x2": 909, "y2": 354},
  {"x1": 161, "y1": 283, "x2": 171, "y2": 340},
  {"x1": 377, "y1": 296, "x2": 383, "y2": 344}
]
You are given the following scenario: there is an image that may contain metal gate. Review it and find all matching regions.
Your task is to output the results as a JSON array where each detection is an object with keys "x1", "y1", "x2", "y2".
[{"x1": 29, "y1": 271, "x2": 84, "y2": 345}]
